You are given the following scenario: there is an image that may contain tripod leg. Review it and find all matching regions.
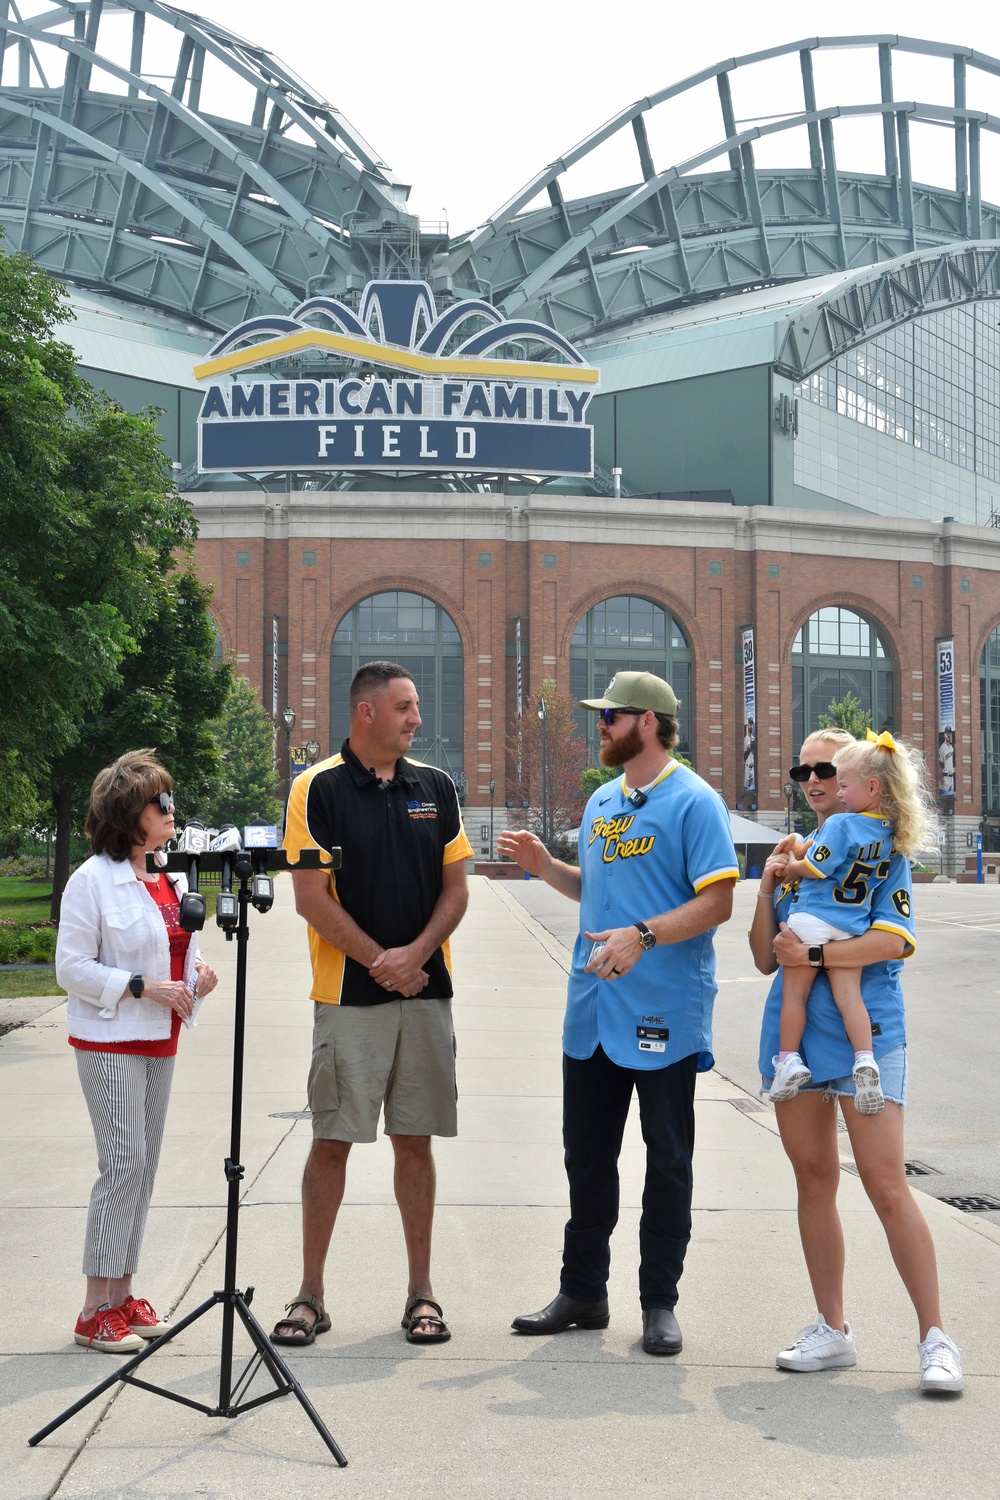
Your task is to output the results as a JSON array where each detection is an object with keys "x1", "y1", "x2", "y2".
[
  {"x1": 28, "y1": 1295, "x2": 220, "y2": 1446},
  {"x1": 234, "y1": 1296, "x2": 348, "y2": 1467}
]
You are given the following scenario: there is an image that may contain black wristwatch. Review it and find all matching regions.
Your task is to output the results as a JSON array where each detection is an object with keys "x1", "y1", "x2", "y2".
[
  {"x1": 128, "y1": 974, "x2": 144, "y2": 998},
  {"x1": 634, "y1": 922, "x2": 656, "y2": 951},
  {"x1": 807, "y1": 946, "x2": 825, "y2": 970}
]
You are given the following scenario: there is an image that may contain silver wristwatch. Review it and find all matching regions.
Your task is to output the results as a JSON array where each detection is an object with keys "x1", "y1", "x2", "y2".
[{"x1": 634, "y1": 922, "x2": 656, "y2": 951}]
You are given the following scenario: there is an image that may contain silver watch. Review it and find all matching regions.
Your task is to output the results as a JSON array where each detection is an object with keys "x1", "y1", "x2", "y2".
[{"x1": 634, "y1": 922, "x2": 656, "y2": 951}]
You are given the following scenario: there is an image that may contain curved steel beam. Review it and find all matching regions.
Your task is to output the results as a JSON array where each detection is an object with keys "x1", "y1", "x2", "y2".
[
  {"x1": 0, "y1": 1, "x2": 411, "y2": 326},
  {"x1": 774, "y1": 242, "x2": 1000, "y2": 378},
  {"x1": 448, "y1": 36, "x2": 1000, "y2": 340}
]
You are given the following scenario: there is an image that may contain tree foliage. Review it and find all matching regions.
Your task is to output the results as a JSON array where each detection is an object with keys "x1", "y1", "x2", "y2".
[
  {"x1": 0, "y1": 242, "x2": 230, "y2": 911},
  {"x1": 202, "y1": 676, "x2": 283, "y2": 831},
  {"x1": 45, "y1": 567, "x2": 232, "y2": 915},
  {"x1": 818, "y1": 691, "x2": 871, "y2": 739},
  {"x1": 0, "y1": 248, "x2": 193, "y2": 771},
  {"x1": 505, "y1": 679, "x2": 589, "y2": 850}
]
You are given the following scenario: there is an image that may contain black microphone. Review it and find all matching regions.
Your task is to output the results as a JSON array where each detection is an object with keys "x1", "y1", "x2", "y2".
[
  {"x1": 211, "y1": 824, "x2": 242, "y2": 931},
  {"x1": 175, "y1": 820, "x2": 211, "y2": 931}
]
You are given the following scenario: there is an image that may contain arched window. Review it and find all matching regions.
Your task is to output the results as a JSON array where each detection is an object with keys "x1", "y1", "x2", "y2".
[
  {"x1": 331, "y1": 592, "x2": 465, "y2": 792},
  {"x1": 569, "y1": 596, "x2": 693, "y2": 759},
  {"x1": 979, "y1": 627, "x2": 1000, "y2": 816},
  {"x1": 792, "y1": 607, "x2": 894, "y2": 747}
]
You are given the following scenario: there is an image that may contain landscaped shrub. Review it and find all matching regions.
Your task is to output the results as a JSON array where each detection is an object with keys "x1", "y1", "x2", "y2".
[{"x1": 0, "y1": 922, "x2": 57, "y2": 964}]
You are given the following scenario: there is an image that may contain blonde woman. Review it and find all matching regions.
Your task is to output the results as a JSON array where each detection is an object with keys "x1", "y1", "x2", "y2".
[{"x1": 749, "y1": 729, "x2": 962, "y2": 1395}]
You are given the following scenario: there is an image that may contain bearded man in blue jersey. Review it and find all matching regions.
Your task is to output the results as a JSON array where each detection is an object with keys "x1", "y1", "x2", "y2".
[{"x1": 498, "y1": 671, "x2": 738, "y2": 1355}]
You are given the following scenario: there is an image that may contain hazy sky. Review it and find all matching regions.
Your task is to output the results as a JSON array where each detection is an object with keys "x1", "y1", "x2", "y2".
[{"x1": 170, "y1": 0, "x2": 1000, "y2": 232}]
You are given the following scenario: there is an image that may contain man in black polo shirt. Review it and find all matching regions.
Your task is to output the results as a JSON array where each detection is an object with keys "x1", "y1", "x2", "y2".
[{"x1": 272, "y1": 661, "x2": 472, "y2": 1347}]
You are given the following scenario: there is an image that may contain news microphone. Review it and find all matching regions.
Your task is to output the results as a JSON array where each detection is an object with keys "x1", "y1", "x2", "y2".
[
  {"x1": 244, "y1": 823, "x2": 278, "y2": 912},
  {"x1": 175, "y1": 819, "x2": 210, "y2": 931},
  {"x1": 211, "y1": 825, "x2": 242, "y2": 930}
]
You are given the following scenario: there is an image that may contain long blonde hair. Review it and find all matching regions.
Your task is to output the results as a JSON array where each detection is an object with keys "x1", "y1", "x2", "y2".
[{"x1": 834, "y1": 736, "x2": 936, "y2": 858}]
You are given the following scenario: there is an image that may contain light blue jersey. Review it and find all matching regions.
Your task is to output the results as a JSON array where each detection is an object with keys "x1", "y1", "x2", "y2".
[
  {"x1": 792, "y1": 810, "x2": 895, "y2": 937},
  {"x1": 758, "y1": 849, "x2": 916, "y2": 1082},
  {"x1": 565, "y1": 762, "x2": 739, "y2": 1072}
]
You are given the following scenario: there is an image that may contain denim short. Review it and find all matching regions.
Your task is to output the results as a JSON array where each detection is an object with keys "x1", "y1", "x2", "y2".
[{"x1": 761, "y1": 1044, "x2": 907, "y2": 1107}]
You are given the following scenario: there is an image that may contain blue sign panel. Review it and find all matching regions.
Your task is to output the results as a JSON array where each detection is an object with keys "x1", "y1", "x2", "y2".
[{"x1": 194, "y1": 280, "x2": 598, "y2": 477}]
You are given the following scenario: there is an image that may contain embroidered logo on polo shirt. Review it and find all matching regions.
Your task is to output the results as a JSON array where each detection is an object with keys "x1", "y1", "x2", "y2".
[{"x1": 407, "y1": 799, "x2": 439, "y2": 820}]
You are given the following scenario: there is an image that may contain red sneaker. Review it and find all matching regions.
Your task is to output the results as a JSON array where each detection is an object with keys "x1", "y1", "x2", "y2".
[
  {"x1": 74, "y1": 1304, "x2": 144, "y2": 1353},
  {"x1": 118, "y1": 1296, "x2": 171, "y2": 1340}
]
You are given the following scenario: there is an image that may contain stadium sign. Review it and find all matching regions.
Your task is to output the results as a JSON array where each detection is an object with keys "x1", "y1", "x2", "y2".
[{"x1": 194, "y1": 280, "x2": 598, "y2": 476}]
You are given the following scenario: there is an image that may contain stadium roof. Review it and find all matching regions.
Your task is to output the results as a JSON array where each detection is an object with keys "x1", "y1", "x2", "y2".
[{"x1": 2, "y1": 9, "x2": 999, "y2": 365}]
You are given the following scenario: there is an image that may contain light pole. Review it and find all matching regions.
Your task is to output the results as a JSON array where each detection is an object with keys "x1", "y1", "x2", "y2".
[
  {"x1": 488, "y1": 777, "x2": 495, "y2": 860},
  {"x1": 538, "y1": 696, "x2": 548, "y2": 850},
  {"x1": 281, "y1": 705, "x2": 296, "y2": 791},
  {"x1": 305, "y1": 739, "x2": 320, "y2": 764},
  {"x1": 784, "y1": 780, "x2": 795, "y2": 834}
]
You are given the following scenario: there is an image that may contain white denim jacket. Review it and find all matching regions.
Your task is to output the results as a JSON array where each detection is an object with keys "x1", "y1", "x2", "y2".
[{"x1": 56, "y1": 852, "x2": 201, "y2": 1043}]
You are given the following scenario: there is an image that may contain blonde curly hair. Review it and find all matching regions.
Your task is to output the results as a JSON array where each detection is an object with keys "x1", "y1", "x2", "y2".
[{"x1": 833, "y1": 736, "x2": 936, "y2": 859}]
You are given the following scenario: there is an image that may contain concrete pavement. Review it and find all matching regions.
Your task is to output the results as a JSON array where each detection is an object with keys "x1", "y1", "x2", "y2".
[{"x1": 1, "y1": 875, "x2": 997, "y2": 1499}]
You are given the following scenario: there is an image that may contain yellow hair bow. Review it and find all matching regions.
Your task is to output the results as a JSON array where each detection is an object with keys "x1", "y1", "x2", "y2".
[{"x1": 866, "y1": 729, "x2": 897, "y2": 751}]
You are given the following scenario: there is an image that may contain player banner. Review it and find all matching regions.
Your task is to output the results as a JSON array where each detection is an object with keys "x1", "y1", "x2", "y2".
[
  {"x1": 741, "y1": 627, "x2": 756, "y2": 794},
  {"x1": 936, "y1": 637, "x2": 955, "y2": 798}
]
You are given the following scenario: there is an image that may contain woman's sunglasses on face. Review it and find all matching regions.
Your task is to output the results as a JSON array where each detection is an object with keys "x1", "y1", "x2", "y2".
[
  {"x1": 788, "y1": 762, "x2": 838, "y2": 783},
  {"x1": 599, "y1": 708, "x2": 644, "y2": 726},
  {"x1": 149, "y1": 791, "x2": 175, "y2": 814}
]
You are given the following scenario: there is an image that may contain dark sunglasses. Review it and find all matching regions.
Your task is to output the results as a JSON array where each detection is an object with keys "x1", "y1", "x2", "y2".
[
  {"x1": 788, "y1": 762, "x2": 838, "y2": 783},
  {"x1": 599, "y1": 708, "x2": 644, "y2": 726},
  {"x1": 149, "y1": 791, "x2": 175, "y2": 813}
]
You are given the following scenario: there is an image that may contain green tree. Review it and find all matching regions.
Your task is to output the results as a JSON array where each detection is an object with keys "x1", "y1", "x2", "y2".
[
  {"x1": 0, "y1": 247, "x2": 191, "y2": 769},
  {"x1": 203, "y1": 676, "x2": 283, "y2": 831},
  {"x1": 505, "y1": 679, "x2": 589, "y2": 850},
  {"x1": 45, "y1": 567, "x2": 232, "y2": 915},
  {"x1": 818, "y1": 691, "x2": 871, "y2": 739}
]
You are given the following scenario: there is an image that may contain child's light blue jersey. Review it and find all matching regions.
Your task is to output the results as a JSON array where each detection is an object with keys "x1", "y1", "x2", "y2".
[
  {"x1": 793, "y1": 811, "x2": 895, "y2": 937},
  {"x1": 759, "y1": 849, "x2": 916, "y2": 1081}
]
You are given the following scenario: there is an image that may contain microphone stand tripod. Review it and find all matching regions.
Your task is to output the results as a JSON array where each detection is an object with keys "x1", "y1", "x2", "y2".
[{"x1": 29, "y1": 848, "x2": 348, "y2": 1467}]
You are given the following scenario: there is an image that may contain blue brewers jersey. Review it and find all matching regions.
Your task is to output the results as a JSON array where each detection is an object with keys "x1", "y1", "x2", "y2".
[
  {"x1": 758, "y1": 848, "x2": 916, "y2": 1082},
  {"x1": 565, "y1": 762, "x2": 739, "y2": 1071},
  {"x1": 793, "y1": 810, "x2": 895, "y2": 937}
]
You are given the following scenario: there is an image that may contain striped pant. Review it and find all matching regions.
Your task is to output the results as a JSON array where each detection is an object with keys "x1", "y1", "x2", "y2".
[{"x1": 75, "y1": 1050, "x2": 175, "y2": 1278}]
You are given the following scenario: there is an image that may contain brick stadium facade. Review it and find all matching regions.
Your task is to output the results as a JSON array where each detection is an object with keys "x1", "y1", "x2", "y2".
[{"x1": 194, "y1": 489, "x2": 999, "y2": 866}]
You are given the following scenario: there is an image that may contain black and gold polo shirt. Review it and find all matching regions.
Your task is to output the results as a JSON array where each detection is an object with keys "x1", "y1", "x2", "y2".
[{"x1": 283, "y1": 741, "x2": 473, "y2": 1005}]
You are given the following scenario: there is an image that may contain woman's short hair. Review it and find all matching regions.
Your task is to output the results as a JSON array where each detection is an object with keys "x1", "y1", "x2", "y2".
[{"x1": 86, "y1": 750, "x2": 172, "y2": 862}]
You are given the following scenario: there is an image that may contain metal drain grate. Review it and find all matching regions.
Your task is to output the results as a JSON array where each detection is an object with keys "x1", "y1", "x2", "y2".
[
  {"x1": 730, "y1": 1098, "x2": 766, "y2": 1114},
  {"x1": 269, "y1": 1109, "x2": 312, "y2": 1120},
  {"x1": 938, "y1": 1193, "x2": 1000, "y2": 1213},
  {"x1": 903, "y1": 1160, "x2": 942, "y2": 1177}
]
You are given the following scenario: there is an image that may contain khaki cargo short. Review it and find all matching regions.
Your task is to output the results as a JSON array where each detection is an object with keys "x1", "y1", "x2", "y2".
[{"x1": 307, "y1": 997, "x2": 458, "y2": 1142}]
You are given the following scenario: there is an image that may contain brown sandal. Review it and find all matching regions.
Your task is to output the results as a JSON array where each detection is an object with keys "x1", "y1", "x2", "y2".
[
  {"x1": 401, "y1": 1292, "x2": 451, "y2": 1344},
  {"x1": 271, "y1": 1294, "x2": 331, "y2": 1346}
]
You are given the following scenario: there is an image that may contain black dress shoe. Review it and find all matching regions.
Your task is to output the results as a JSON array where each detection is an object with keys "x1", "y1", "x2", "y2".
[
  {"x1": 511, "y1": 1293, "x2": 610, "y2": 1334},
  {"x1": 642, "y1": 1307, "x2": 682, "y2": 1355}
]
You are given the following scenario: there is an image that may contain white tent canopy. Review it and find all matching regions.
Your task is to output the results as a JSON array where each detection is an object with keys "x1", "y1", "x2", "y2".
[{"x1": 729, "y1": 813, "x2": 784, "y2": 846}]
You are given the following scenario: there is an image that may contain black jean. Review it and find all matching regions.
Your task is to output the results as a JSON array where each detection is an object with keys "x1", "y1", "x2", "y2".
[{"x1": 559, "y1": 1045, "x2": 698, "y2": 1310}]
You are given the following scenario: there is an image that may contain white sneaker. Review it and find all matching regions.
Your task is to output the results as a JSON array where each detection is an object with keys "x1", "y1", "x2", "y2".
[
  {"x1": 853, "y1": 1056, "x2": 884, "y2": 1114},
  {"x1": 918, "y1": 1327, "x2": 963, "y2": 1394},
  {"x1": 776, "y1": 1319, "x2": 857, "y2": 1371},
  {"x1": 769, "y1": 1053, "x2": 812, "y2": 1103}
]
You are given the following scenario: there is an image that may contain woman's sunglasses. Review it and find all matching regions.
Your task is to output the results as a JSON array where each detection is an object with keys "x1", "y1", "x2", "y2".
[
  {"x1": 149, "y1": 791, "x2": 175, "y2": 814},
  {"x1": 788, "y1": 762, "x2": 838, "y2": 783},
  {"x1": 599, "y1": 708, "x2": 644, "y2": 726}
]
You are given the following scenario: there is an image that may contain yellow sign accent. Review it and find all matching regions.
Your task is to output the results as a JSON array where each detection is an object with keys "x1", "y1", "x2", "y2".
[{"x1": 194, "y1": 328, "x2": 600, "y2": 385}]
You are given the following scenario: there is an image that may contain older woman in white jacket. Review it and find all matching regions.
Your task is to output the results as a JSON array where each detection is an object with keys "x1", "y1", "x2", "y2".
[{"x1": 56, "y1": 751, "x2": 217, "y2": 1353}]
